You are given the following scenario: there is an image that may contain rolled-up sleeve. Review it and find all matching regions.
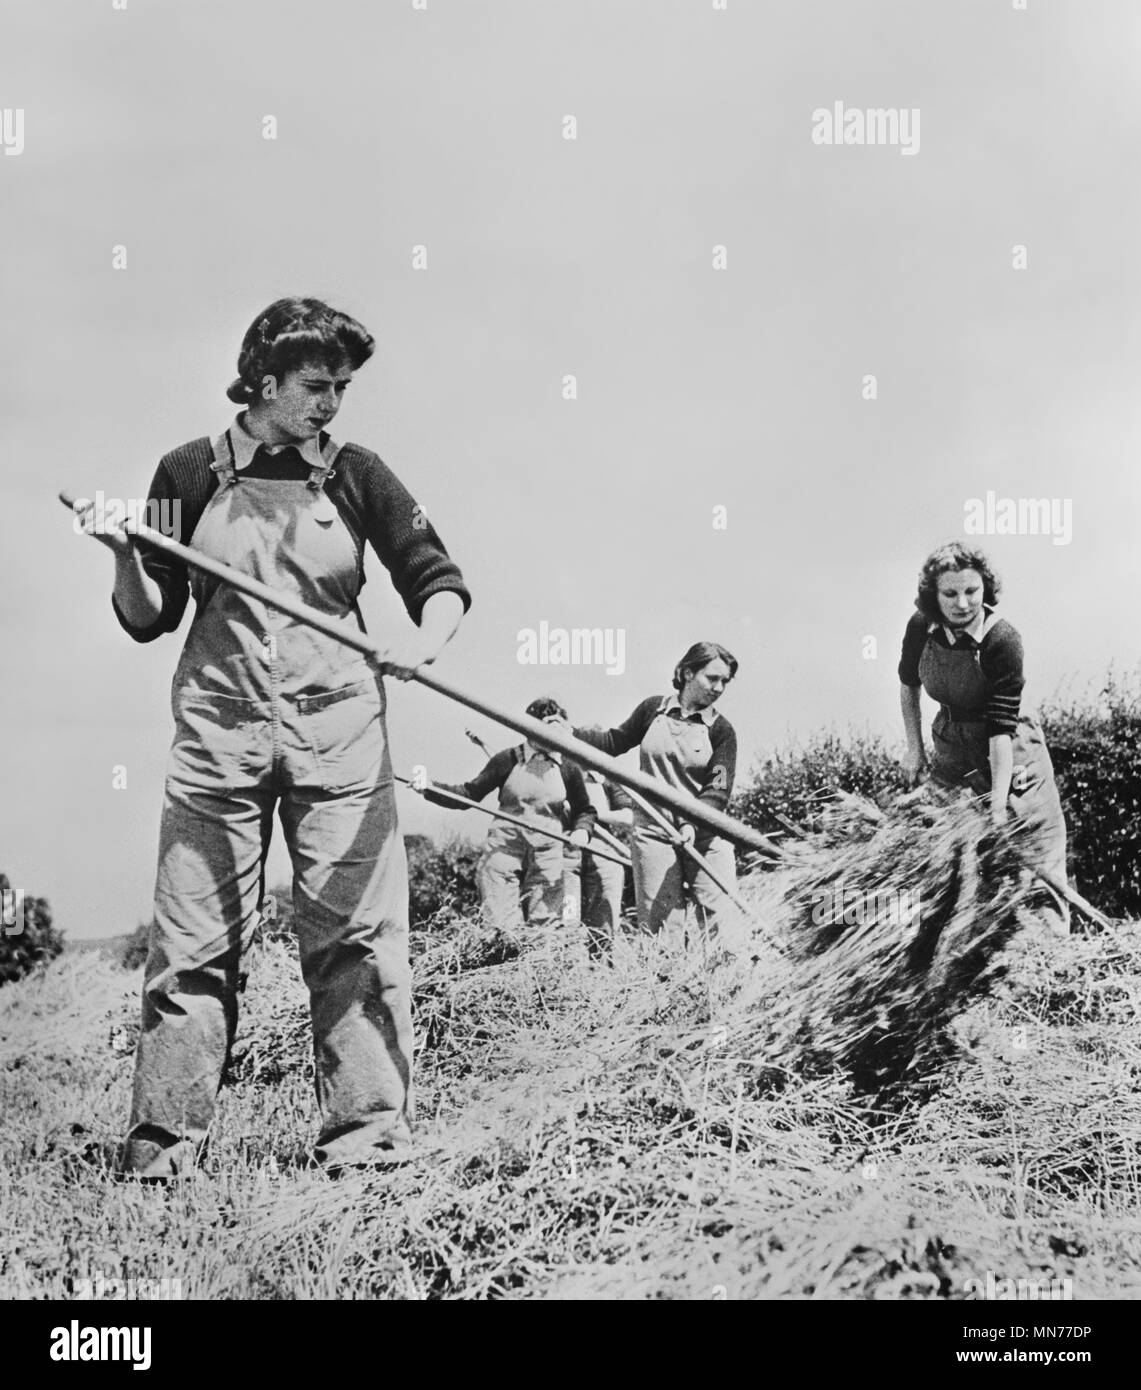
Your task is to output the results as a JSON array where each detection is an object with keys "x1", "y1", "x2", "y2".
[
  {"x1": 897, "y1": 610, "x2": 927, "y2": 688},
  {"x1": 352, "y1": 450, "x2": 472, "y2": 624},
  {"x1": 982, "y1": 624, "x2": 1025, "y2": 738}
]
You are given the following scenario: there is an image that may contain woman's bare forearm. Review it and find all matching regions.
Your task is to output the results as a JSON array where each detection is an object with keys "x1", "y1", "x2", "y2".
[
  {"x1": 988, "y1": 733, "x2": 1013, "y2": 822},
  {"x1": 417, "y1": 590, "x2": 465, "y2": 656},
  {"x1": 112, "y1": 548, "x2": 164, "y2": 629},
  {"x1": 900, "y1": 683, "x2": 924, "y2": 752}
]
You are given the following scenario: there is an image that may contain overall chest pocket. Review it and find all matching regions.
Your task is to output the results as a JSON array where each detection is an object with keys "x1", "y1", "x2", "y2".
[
  {"x1": 289, "y1": 500, "x2": 362, "y2": 601},
  {"x1": 669, "y1": 726, "x2": 710, "y2": 769}
]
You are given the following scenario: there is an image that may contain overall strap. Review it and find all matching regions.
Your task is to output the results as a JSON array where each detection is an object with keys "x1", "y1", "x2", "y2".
[
  {"x1": 306, "y1": 436, "x2": 344, "y2": 493},
  {"x1": 209, "y1": 431, "x2": 240, "y2": 488},
  {"x1": 210, "y1": 430, "x2": 345, "y2": 492}
]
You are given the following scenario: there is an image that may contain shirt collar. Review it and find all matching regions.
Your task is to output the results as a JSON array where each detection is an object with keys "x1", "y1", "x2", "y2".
[
  {"x1": 930, "y1": 606, "x2": 991, "y2": 646},
  {"x1": 229, "y1": 412, "x2": 327, "y2": 473},
  {"x1": 523, "y1": 739, "x2": 563, "y2": 766},
  {"x1": 659, "y1": 694, "x2": 718, "y2": 726}
]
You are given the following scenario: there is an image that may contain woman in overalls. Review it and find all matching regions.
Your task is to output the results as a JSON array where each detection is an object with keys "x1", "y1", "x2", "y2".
[
  {"x1": 897, "y1": 541, "x2": 1069, "y2": 933},
  {"x1": 422, "y1": 698, "x2": 596, "y2": 932},
  {"x1": 568, "y1": 642, "x2": 739, "y2": 938},
  {"x1": 75, "y1": 297, "x2": 471, "y2": 1176}
]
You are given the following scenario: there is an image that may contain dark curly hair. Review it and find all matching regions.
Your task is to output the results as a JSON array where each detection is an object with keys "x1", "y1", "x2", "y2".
[
  {"x1": 226, "y1": 297, "x2": 375, "y2": 404},
  {"x1": 915, "y1": 541, "x2": 1001, "y2": 622},
  {"x1": 525, "y1": 697, "x2": 567, "y2": 722},
  {"x1": 672, "y1": 641, "x2": 738, "y2": 693}
]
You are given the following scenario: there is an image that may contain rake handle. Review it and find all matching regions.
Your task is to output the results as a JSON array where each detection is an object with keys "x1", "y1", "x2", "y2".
[
  {"x1": 619, "y1": 783, "x2": 748, "y2": 913},
  {"x1": 394, "y1": 774, "x2": 630, "y2": 868}
]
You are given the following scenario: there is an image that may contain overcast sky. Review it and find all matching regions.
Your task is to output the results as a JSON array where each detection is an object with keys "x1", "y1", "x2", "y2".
[{"x1": 3, "y1": 0, "x2": 1139, "y2": 937}]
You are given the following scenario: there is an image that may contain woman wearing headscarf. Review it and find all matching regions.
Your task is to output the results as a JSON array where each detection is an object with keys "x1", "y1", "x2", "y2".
[
  {"x1": 898, "y1": 541, "x2": 1069, "y2": 933},
  {"x1": 74, "y1": 296, "x2": 471, "y2": 1175},
  {"x1": 568, "y1": 642, "x2": 738, "y2": 938}
]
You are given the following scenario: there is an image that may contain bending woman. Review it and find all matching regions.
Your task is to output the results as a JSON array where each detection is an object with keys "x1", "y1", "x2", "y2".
[
  {"x1": 75, "y1": 297, "x2": 470, "y2": 1176},
  {"x1": 898, "y1": 541, "x2": 1069, "y2": 933},
  {"x1": 422, "y1": 698, "x2": 596, "y2": 932},
  {"x1": 569, "y1": 642, "x2": 738, "y2": 938}
]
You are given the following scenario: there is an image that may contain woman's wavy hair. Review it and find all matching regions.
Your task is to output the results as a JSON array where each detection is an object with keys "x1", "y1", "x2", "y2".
[
  {"x1": 672, "y1": 641, "x2": 738, "y2": 693},
  {"x1": 226, "y1": 297, "x2": 375, "y2": 404},
  {"x1": 915, "y1": 541, "x2": 1002, "y2": 622}
]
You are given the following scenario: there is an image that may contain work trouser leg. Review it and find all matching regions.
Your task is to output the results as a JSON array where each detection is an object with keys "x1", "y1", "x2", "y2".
[
  {"x1": 582, "y1": 854, "x2": 626, "y2": 957},
  {"x1": 563, "y1": 854, "x2": 584, "y2": 927},
  {"x1": 522, "y1": 837, "x2": 565, "y2": 928},
  {"x1": 686, "y1": 837, "x2": 738, "y2": 940},
  {"x1": 123, "y1": 774, "x2": 272, "y2": 1177},
  {"x1": 1009, "y1": 722, "x2": 1071, "y2": 937},
  {"x1": 478, "y1": 841, "x2": 526, "y2": 932},
  {"x1": 279, "y1": 775, "x2": 414, "y2": 1166},
  {"x1": 631, "y1": 827, "x2": 687, "y2": 940}
]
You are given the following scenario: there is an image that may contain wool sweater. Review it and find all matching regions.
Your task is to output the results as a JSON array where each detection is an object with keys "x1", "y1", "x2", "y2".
[
  {"x1": 573, "y1": 695, "x2": 737, "y2": 852},
  {"x1": 897, "y1": 610, "x2": 1024, "y2": 738},
  {"x1": 112, "y1": 436, "x2": 471, "y2": 642},
  {"x1": 424, "y1": 747, "x2": 597, "y2": 836}
]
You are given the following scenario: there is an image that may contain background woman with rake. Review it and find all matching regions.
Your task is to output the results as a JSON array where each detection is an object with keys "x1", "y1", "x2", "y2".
[
  {"x1": 420, "y1": 698, "x2": 597, "y2": 934},
  {"x1": 898, "y1": 541, "x2": 1070, "y2": 934},
  {"x1": 565, "y1": 642, "x2": 740, "y2": 942},
  {"x1": 72, "y1": 297, "x2": 470, "y2": 1177}
]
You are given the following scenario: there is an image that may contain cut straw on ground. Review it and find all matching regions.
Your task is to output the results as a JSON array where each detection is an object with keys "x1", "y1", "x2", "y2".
[{"x1": 2, "y1": 795, "x2": 1138, "y2": 1299}]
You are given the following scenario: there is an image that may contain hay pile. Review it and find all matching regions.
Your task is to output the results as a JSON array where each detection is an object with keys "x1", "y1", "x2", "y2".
[
  {"x1": 742, "y1": 792, "x2": 1037, "y2": 1099},
  {"x1": 228, "y1": 792, "x2": 1054, "y2": 1108},
  {"x1": 3, "y1": 813, "x2": 1136, "y2": 1299}
]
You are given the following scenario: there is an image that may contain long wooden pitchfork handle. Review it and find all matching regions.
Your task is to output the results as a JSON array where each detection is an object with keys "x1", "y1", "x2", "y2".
[
  {"x1": 62, "y1": 488, "x2": 783, "y2": 860},
  {"x1": 394, "y1": 773, "x2": 630, "y2": 868},
  {"x1": 619, "y1": 783, "x2": 748, "y2": 913}
]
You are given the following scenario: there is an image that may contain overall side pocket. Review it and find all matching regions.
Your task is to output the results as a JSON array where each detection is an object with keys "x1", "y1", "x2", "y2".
[
  {"x1": 170, "y1": 690, "x2": 267, "y2": 787},
  {"x1": 298, "y1": 678, "x2": 388, "y2": 792}
]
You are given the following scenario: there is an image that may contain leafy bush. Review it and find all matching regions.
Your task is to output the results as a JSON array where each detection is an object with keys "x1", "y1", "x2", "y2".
[
  {"x1": 0, "y1": 872, "x2": 63, "y2": 986},
  {"x1": 405, "y1": 833, "x2": 480, "y2": 929},
  {"x1": 119, "y1": 921, "x2": 150, "y2": 971},
  {"x1": 233, "y1": 834, "x2": 482, "y2": 950},
  {"x1": 733, "y1": 727, "x2": 910, "y2": 839},
  {"x1": 1040, "y1": 671, "x2": 1141, "y2": 918},
  {"x1": 732, "y1": 673, "x2": 1141, "y2": 920}
]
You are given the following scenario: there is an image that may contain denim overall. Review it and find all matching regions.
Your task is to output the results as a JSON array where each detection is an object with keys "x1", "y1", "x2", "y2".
[
  {"x1": 919, "y1": 627, "x2": 1069, "y2": 931},
  {"x1": 632, "y1": 707, "x2": 736, "y2": 938},
  {"x1": 478, "y1": 747, "x2": 568, "y2": 931},
  {"x1": 123, "y1": 430, "x2": 413, "y2": 1175}
]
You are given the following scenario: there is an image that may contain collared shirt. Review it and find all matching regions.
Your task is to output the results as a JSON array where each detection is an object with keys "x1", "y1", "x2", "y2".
[
  {"x1": 228, "y1": 412, "x2": 327, "y2": 473},
  {"x1": 523, "y1": 739, "x2": 562, "y2": 766},
  {"x1": 429, "y1": 745, "x2": 594, "y2": 835},
  {"x1": 658, "y1": 694, "x2": 719, "y2": 726},
  {"x1": 937, "y1": 606, "x2": 991, "y2": 647},
  {"x1": 571, "y1": 693, "x2": 737, "y2": 848}
]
